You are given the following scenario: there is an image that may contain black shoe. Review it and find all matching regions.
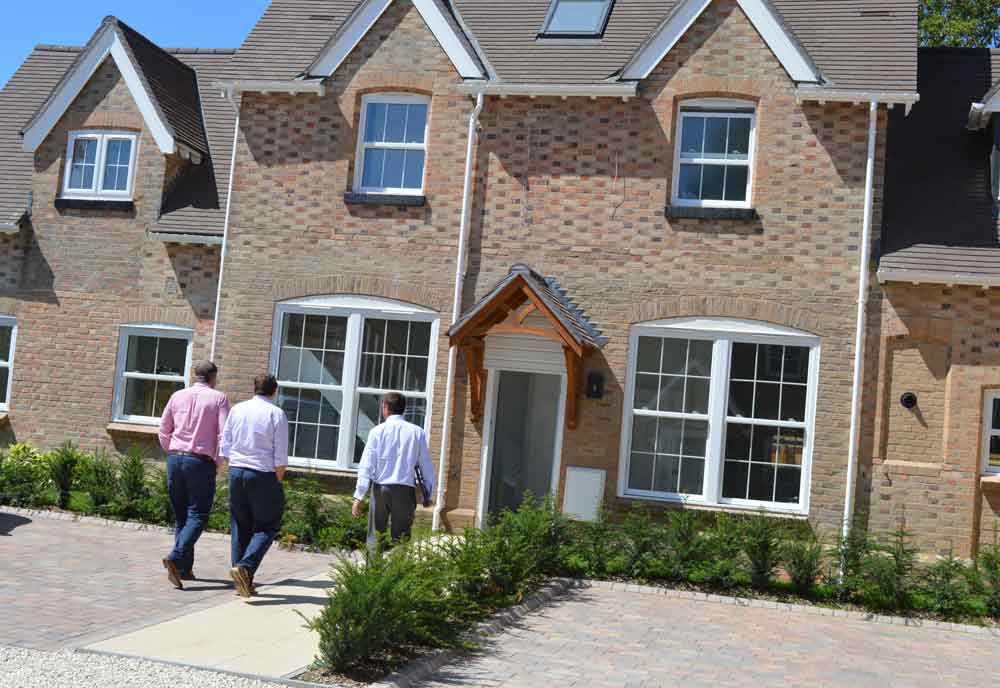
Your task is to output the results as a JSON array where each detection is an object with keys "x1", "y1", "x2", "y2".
[{"x1": 163, "y1": 559, "x2": 183, "y2": 590}]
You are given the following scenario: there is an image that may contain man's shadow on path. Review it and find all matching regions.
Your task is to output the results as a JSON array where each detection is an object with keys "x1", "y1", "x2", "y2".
[
  {"x1": 0, "y1": 512, "x2": 31, "y2": 536},
  {"x1": 244, "y1": 578, "x2": 335, "y2": 607}
]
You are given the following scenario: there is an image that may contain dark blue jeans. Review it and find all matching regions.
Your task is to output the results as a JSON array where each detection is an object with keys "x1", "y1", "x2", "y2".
[
  {"x1": 166, "y1": 454, "x2": 217, "y2": 575},
  {"x1": 229, "y1": 467, "x2": 285, "y2": 576}
]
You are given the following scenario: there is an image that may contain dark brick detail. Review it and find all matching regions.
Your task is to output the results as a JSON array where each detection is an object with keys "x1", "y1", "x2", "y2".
[
  {"x1": 343, "y1": 192, "x2": 427, "y2": 207},
  {"x1": 665, "y1": 205, "x2": 759, "y2": 221}
]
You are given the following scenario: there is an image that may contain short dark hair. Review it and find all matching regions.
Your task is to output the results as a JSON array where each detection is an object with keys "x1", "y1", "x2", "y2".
[
  {"x1": 255, "y1": 374, "x2": 278, "y2": 397},
  {"x1": 193, "y1": 361, "x2": 218, "y2": 383},
  {"x1": 383, "y1": 392, "x2": 406, "y2": 415}
]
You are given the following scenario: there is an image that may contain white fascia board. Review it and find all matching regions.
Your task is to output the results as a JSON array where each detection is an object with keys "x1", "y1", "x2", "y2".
[
  {"x1": 22, "y1": 28, "x2": 175, "y2": 154},
  {"x1": 149, "y1": 232, "x2": 223, "y2": 246},
  {"x1": 214, "y1": 79, "x2": 326, "y2": 96},
  {"x1": 796, "y1": 87, "x2": 920, "y2": 107},
  {"x1": 458, "y1": 81, "x2": 637, "y2": 98},
  {"x1": 877, "y1": 267, "x2": 1000, "y2": 289},
  {"x1": 620, "y1": 0, "x2": 820, "y2": 84},
  {"x1": 309, "y1": 0, "x2": 484, "y2": 80}
]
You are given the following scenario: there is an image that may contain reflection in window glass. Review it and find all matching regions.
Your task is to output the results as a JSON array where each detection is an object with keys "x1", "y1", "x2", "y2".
[
  {"x1": 358, "y1": 97, "x2": 429, "y2": 193},
  {"x1": 675, "y1": 110, "x2": 754, "y2": 205},
  {"x1": 117, "y1": 330, "x2": 190, "y2": 421}
]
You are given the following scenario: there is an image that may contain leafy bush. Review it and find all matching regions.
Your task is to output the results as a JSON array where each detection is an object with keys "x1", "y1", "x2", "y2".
[
  {"x1": 620, "y1": 505, "x2": 664, "y2": 579},
  {"x1": 661, "y1": 510, "x2": 703, "y2": 581},
  {"x1": 208, "y1": 480, "x2": 231, "y2": 533},
  {"x1": 689, "y1": 514, "x2": 747, "y2": 588},
  {"x1": 978, "y1": 536, "x2": 1000, "y2": 618},
  {"x1": 49, "y1": 442, "x2": 84, "y2": 509},
  {"x1": 145, "y1": 469, "x2": 173, "y2": 525},
  {"x1": 742, "y1": 513, "x2": 782, "y2": 589},
  {"x1": 858, "y1": 527, "x2": 918, "y2": 611},
  {"x1": 77, "y1": 450, "x2": 118, "y2": 513},
  {"x1": 115, "y1": 449, "x2": 148, "y2": 518},
  {"x1": 918, "y1": 549, "x2": 983, "y2": 620},
  {"x1": 0, "y1": 443, "x2": 51, "y2": 507},
  {"x1": 782, "y1": 536, "x2": 825, "y2": 596},
  {"x1": 283, "y1": 479, "x2": 329, "y2": 543},
  {"x1": 561, "y1": 508, "x2": 617, "y2": 578},
  {"x1": 834, "y1": 515, "x2": 876, "y2": 600}
]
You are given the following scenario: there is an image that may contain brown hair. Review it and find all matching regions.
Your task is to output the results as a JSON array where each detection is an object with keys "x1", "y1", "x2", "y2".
[
  {"x1": 254, "y1": 374, "x2": 278, "y2": 397},
  {"x1": 383, "y1": 391, "x2": 406, "y2": 415}
]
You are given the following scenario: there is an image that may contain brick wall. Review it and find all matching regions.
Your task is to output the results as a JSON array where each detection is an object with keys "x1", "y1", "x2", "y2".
[{"x1": 1, "y1": 56, "x2": 218, "y2": 455}]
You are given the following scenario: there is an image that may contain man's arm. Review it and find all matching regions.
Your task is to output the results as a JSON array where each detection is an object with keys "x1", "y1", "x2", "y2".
[
  {"x1": 274, "y1": 408, "x2": 289, "y2": 482},
  {"x1": 351, "y1": 430, "x2": 378, "y2": 517},
  {"x1": 157, "y1": 397, "x2": 174, "y2": 453},
  {"x1": 216, "y1": 397, "x2": 231, "y2": 470},
  {"x1": 417, "y1": 430, "x2": 436, "y2": 502}
]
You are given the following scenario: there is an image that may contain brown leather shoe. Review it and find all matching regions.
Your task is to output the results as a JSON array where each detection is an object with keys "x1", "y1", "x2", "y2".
[
  {"x1": 230, "y1": 566, "x2": 254, "y2": 598},
  {"x1": 163, "y1": 559, "x2": 183, "y2": 590}
]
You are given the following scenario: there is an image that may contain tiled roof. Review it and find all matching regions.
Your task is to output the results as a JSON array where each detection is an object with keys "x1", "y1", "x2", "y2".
[{"x1": 878, "y1": 245, "x2": 1000, "y2": 286}]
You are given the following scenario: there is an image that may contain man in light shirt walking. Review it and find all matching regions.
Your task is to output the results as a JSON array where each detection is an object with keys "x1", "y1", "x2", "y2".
[
  {"x1": 158, "y1": 361, "x2": 230, "y2": 590},
  {"x1": 352, "y1": 392, "x2": 435, "y2": 549},
  {"x1": 220, "y1": 374, "x2": 289, "y2": 598}
]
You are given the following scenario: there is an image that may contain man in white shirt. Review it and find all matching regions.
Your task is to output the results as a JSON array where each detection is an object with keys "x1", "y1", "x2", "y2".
[{"x1": 352, "y1": 392, "x2": 435, "y2": 547}]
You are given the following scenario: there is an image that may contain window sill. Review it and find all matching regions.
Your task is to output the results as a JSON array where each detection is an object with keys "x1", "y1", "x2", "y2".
[
  {"x1": 107, "y1": 422, "x2": 160, "y2": 436},
  {"x1": 344, "y1": 192, "x2": 426, "y2": 207},
  {"x1": 0, "y1": 412, "x2": 8, "y2": 423},
  {"x1": 981, "y1": 474, "x2": 1000, "y2": 489},
  {"x1": 665, "y1": 205, "x2": 758, "y2": 221},
  {"x1": 620, "y1": 492, "x2": 808, "y2": 518},
  {"x1": 57, "y1": 198, "x2": 135, "y2": 211}
]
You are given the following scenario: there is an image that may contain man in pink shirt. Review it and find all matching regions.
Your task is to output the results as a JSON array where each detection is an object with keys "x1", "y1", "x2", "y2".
[{"x1": 158, "y1": 361, "x2": 230, "y2": 590}]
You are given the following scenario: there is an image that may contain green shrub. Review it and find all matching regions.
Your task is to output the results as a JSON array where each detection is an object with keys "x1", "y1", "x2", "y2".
[
  {"x1": 282, "y1": 479, "x2": 329, "y2": 544},
  {"x1": 77, "y1": 450, "x2": 118, "y2": 513},
  {"x1": 115, "y1": 449, "x2": 148, "y2": 518},
  {"x1": 742, "y1": 513, "x2": 782, "y2": 589},
  {"x1": 562, "y1": 508, "x2": 617, "y2": 578},
  {"x1": 918, "y1": 549, "x2": 982, "y2": 620},
  {"x1": 782, "y1": 536, "x2": 825, "y2": 596},
  {"x1": 49, "y1": 442, "x2": 84, "y2": 509},
  {"x1": 620, "y1": 505, "x2": 663, "y2": 578},
  {"x1": 0, "y1": 443, "x2": 51, "y2": 507},
  {"x1": 689, "y1": 514, "x2": 747, "y2": 588},
  {"x1": 978, "y1": 536, "x2": 1000, "y2": 618},
  {"x1": 145, "y1": 469, "x2": 173, "y2": 525},
  {"x1": 834, "y1": 515, "x2": 876, "y2": 600},
  {"x1": 661, "y1": 510, "x2": 703, "y2": 581},
  {"x1": 207, "y1": 480, "x2": 231, "y2": 533},
  {"x1": 858, "y1": 527, "x2": 918, "y2": 611}
]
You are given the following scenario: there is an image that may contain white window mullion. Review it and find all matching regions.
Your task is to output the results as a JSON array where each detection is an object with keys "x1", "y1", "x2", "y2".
[
  {"x1": 94, "y1": 134, "x2": 109, "y2": 193},
  {"x1": 703, "y1": 338, "x2": 729, "y2": 504},
  {"x1": 338, "y1": 314, "x2": 363, "y2": 469}
]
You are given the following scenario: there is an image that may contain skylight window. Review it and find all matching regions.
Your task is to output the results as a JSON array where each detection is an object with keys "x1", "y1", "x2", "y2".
[{"x1": 540, "y1": 0, "x2": 614, "y2": 37}]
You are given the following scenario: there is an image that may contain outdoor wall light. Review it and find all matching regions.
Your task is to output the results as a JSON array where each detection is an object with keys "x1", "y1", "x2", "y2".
[
  {"x1": 586, "y1": 371, "x2": 605, "y2": 399},
  {"x1": 900, "y1": 392, "x2": 918, "y2": 410}
]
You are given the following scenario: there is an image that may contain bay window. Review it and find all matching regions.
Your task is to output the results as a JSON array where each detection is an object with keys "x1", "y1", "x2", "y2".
[
  {"x1": 272, "y1": 296, "x2": 438, "y2": 470},
  {"x1": 113, "y1": 324, "x2": 193, "y2": 424},
  {"x1": 620, "y1": 318, "x2": 819, "y2": 514},
  {"x1": 62, "y1": 131, "x2": 138, "y2": 201},
  {"x1": 672, "y1": 100, "x2": 756, "y2": 208}
]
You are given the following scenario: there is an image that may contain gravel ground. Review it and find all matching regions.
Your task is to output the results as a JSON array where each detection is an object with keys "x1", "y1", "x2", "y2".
[{"x1": 0, "y1": 647, "x2": 286, "y2": 688}]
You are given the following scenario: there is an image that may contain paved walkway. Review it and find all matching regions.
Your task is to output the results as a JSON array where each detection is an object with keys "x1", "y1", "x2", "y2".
[
  {"x1": 418, "y1": 586, "x2": 1000, "y2": 688},
  {"x1": 0, "y1": 510, "x2": 335, "y2": 651}
]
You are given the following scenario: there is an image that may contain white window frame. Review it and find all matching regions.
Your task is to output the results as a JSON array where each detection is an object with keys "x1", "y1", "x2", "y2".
[
  {"x1": 62, "y1": 130, "x2": 139, "y2": 201},
  {"x1": 981, "y1": 390, "x2": 1000, "y2": 475},
  {"x1": 112, "y1": 323, "x2": 193, "y2": 425},
  {"x1": 271, "y1": 296, "x2": 440, "y2": 471},
  {"x1": 540, "y1": 0, "x2": 615, "y2": 37},
  {"x1": 671, "y1": 99, "x2": 757, "y2": 210},
  {"x1": 618, "y1": 317, "x2": 820, "y2": 516},
  {"x1": 353, "y1": 93, "x2": 430, "y2": 197},
  {"x1": 0, "y1": 316, "x2": 18, "y2": 412}
]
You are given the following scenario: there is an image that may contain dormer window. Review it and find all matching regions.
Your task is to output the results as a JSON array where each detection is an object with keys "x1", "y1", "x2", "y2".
[
  {"x1": 540, "y1": 0, "x2": 614, "y2": 38},
  {"x1": 354, "y1": 94, "x2": 430, "y2": 197},
  {"x1": 62, "y1": 130, "x2": 138, "y2": 201}
]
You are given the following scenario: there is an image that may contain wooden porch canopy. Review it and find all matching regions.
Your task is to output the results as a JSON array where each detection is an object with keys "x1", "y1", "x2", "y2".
[{"x1": 448, "y1": 264, "x2": 607, "y2": 429}]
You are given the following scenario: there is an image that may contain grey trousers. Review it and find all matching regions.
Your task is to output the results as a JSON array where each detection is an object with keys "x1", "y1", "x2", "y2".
[{"x1": 367, "y1": 483, "x2": 417, "y2": 553}]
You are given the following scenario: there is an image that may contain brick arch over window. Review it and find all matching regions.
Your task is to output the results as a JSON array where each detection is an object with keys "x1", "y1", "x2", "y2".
[
  {"x1": 0, "y1": 298, "x2": 17, "y2": 317},
  {"x1": 628, "y1": 296, "x2": 826, "y2": 336},
  {"x1": 272, "y1": 274, "x2": 449, "y2": 314},
  {"x1": 120, "y1": 305, "x2": 197, "y2": 329}
]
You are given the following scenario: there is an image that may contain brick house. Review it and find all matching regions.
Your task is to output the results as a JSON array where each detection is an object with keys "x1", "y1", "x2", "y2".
[{"x1": 12, "y1": 0, "x2": 982, "y2": 551}]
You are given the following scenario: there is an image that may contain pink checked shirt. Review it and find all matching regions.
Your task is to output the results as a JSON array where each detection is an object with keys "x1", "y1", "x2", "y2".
[{"x1": 158, "y1": 383, "x2": 230, "y2": 463}]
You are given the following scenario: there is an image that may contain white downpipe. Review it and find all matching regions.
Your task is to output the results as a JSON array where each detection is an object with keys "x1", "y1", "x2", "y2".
[
  {"x1": 842, "y1": 100, "x2": 879, "y2": 542},
  {"x1": 432, "y1": 92, "x2": 485, "y2": 532},
  {"x1": 210, "y1": 87, "x2": 242, "y2": 361}
]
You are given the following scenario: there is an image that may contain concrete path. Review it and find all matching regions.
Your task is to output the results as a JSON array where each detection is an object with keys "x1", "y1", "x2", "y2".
[
  {"x1": 416, "y1": 585, "x2": 1000, "y2": 688},
  {"x1": 0, "y1": 509, "x2": 335, "y2": 652}
]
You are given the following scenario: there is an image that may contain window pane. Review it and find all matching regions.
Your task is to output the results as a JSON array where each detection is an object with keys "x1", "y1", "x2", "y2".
[
  {"x1": 636, "y1": 337, "x2": 662, "y2": 373},
  {"x1": 299, "y1": 349, "x2": 324, "y2": 384},
  {"x1": 748, "y1": 463, "x2": 776, "y2": 501},
  {"x1": 385, "y1": 320, "x2": 409, "y2": 355},
  {"x1": 282, "y1": 314, "x2": 304, "y2": 346},
  {"x1": 728, "y1": 380, "x2": 754, "y2": 417},
  {"x1": 408, "y1": 322, "x2": 432, "y2": 356},
  {"x1": 546, "y1": 0, "x2": 610, "y2": 34},
  {"x1": 757, "y1": 344, "x2": 784, "y2": 382},
  {"x1": 634, "y1": 373, "x2": 659, "y2": 410},
  {"x1": 126, "y1": 336, "x2": 157, "y2": 374},
  {"x1": 405, "y1": 104, "x2": 428, "y2": 144},
  {"x1": 385, "y1": 104, "x2": 408, "y2": 142},
  {"x1": 703, "y1": 118, "x2": 728, "y2": 158},
  {"x1": 781, "y1": 384, "x2": 807, "y2": 423},
  {"x1": 404, "y1": 398, "x2": 427, "y2": 427},
  {"x1": 754, "y1": 381, "x2": 780, "y2": 420},
  {"x1": 679, "y1": 116, "x2": 704, "y2": 158},
  {"x1": 321, "y1": 352, "x2": 345, "y2": 386},
  {"x1": 364, "y1": 319, "x2": 386, "y2": 352},
  {"x1": 730, "y1": 343, "x2": 756, "y2": 380},
  {"x1": 990, "y1": 435, "x2": 1000, "y2": 469},
  {"x1": 404, "y1": 357, "x2": 428, "y2": 391},
  {"x1": 317, "y1": 425, "x2": 339, "y2": 462},
  {"x1": 677, "y1": 164, "x2": 701, "y2": 199},
  {"x1": 278, "y1": 388, "x2": 300, "y2": 423},
  {"x1": 658, "y1": 376, "x2": 685, "y2": 413},
  {"x1": 360, "y1": 353, "x2": 382, "y2": 388},
  {"x1": 681, "y1": 419, "x2": 708, "y2": 457},
  {"x1": 631, "y1": 415, "x2": 656, "y2": 453},
  {"x1": 679, "y1": 458, "x2": 705, "y2": 495},
  {"x1": 0, "y1": 368, "x2": 8, "y2": 405},
  {"x1": 278, "y1": 348, "x2": 301, "y2": 381},
  {"x1": 653, "y1": 455, "x2": 681, "y2": 493},
  {"x1": 656, "y1": 417, "x2": 683, "y2": 455},
  {"x1": 721, "y1": 460, "x2": 749, "y2": 499},
  {"x1": 319, "y1": 389, "x2": 343, "y2": 426},
  {"x1": 727, "y1": 118, "x2": 751, "y2": 159},
  {"x1": 101, "y1": 138, "x2": 132, "y2": 191},
  {"x1": 123, "y1": 378, "x2": 155, "y2": 417},
  {"x1": 723, "y1": 166, "x2": 748, "y2": 202},
  {"x1": 303, "y1": 316, "x2": 326, "y2": 349},
  {"x1": 701, "y1": 165, "x2": 725, "y2": 200},
  {"x1": 382, "y1": 354, "x2": 406, "y2": 389},
  {"x1": 69, "y1": 138, "x2": 97, "y2": 190},
  {"x1": 326, "y1": 317, "x2": 348, "y2": 351},
  {"x1": 628, "y1": 452, "x2": 654, "y2": 491},
  {"x1": 355, "y1": 393, "x2": 384, "y2": 463},
  {"x1": 0, "y1": 326, "x2": 12, "y2": 362},
  {"x1": 156, "y1": 338, "x2": 187, "y2": 376},
  {"x1": 775, "y1": 466, "x2": 801, "y2": 503},
  {"x1": 783, "y1": 346, "x2": 810, "y2": 384},
  {"x1": 361, "y1": 148, "x2": 385, "y2": 188},
  {"x1": 403, "y1": 150, "x2": 425, "y2": 190},
  {"x1": 154, "y1": 380, "x2": 182, "y2": 417},
  {"x1": 776, "y1": 429, "x2": 805, "y2": 466},
  {"x1": 294, "y1": 422, "x2": 318, "y2": 459},
  {"x1": 684, "y1": 378, "x2": 709, "y2": 414},
  {"x1": 381, "y1": 149, "x2": 405, "y2": 189},
  {"x1": 725, "y1": 423, "x2": 752, "y2": 460},
  {"x1": 364, "y1": 103, "x2": 387, "y2": 142},
  {"x1": 298, "y1": 388, "x2": 321, "y2": 424},
  {"x1": 687, "y1": 340, "x2": 712, "y2": 377},
  {"x1": 750, "y1": 425, "x2": 780, "y2": 462},
  {"x1": 661, "y1": 339, "x2": 687, "y2": 375}
]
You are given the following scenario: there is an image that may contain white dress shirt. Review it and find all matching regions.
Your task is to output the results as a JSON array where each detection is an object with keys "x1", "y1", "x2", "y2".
[
  {"x1": 220, "y1": 395, "x2": 289, "y2": 473},
  {"x1": 354, "y1": 414, "x2": 436, "y2": 500}
]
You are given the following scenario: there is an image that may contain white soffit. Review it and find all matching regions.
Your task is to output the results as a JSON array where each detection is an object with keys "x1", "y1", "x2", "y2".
[
  {"x1": 281, "y1": 294, "x2": 436, "y2": 313},
  {"x1": 636, "y1": 316, "x2": 816, "y2": 340},
  {"x1": 308, "y1": 0, "x2": 484, "y2": 80},
  {"x1": 620, "y1": 0, "x2": 820, "y2": 84},
  {"x1": 22, "y1": 26, "x2": 175, "y2": 154}
]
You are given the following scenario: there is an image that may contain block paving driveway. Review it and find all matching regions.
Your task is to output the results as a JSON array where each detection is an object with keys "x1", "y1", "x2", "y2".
[{"x1": 0, "y1": 510, "x2": 334, "y2": 650}]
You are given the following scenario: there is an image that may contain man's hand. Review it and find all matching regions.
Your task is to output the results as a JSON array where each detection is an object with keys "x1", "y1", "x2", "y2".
[{"x1": 352, "y1": 499, "x2": 363, "y2": 519}]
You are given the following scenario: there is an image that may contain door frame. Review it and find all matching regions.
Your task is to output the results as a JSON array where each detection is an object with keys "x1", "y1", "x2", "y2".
[{"x1": 475, "y1": 366, "x2": 568, "y2": 528}]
